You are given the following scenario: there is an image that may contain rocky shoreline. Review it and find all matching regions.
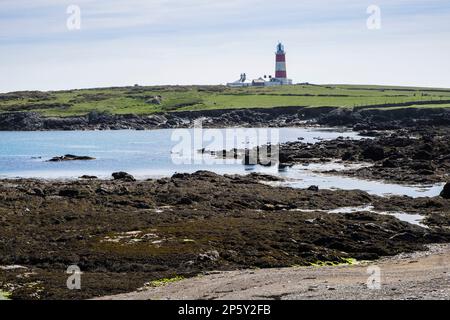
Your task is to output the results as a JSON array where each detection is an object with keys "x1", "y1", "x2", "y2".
[
  {"x1": 1, "y1": 105, "x2": 450, "y2": 131},
  {"x1": 278, "y1": 126, "x2": 450, "y2": 185},
  {"x1": 212, "y1": 126, "x2": 450, "y2": 185},
  {"x1": 0, "y1": 171, "x2": 449, "y2": 299},
  {"x1": 1, "y1": 106, "x2": 450, "y2": 300}
]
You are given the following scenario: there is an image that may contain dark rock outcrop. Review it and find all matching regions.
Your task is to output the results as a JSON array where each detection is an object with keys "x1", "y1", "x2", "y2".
[
  {"x1": 362, "y1": 146, "x2": 385, "y2": 161},
  {"x1": 441, "y1": 183, "x2": 450, "y2": 199},
  {"x1": 2, "y1": 105, "x2": 449, "y2": 131},
  {"x1": 47, "y1": 154, "x2": 95, "y2": 162},
  {"x1": 79, "y1": 175, "x2": 98, "y2": 179},
  {"x1": 59, "y1": 189, "x2": 80, "y2": 198},
  {"x1": 112, "y1": 172, "x2": 136, "y2": 182}
]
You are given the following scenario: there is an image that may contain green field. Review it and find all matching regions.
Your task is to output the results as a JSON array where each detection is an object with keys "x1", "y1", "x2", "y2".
[{"x1": 1, "y1": 84, "x2": 450, "y2": 117}]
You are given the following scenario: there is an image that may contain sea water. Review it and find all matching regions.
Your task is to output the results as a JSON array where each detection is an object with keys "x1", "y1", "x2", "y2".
[{"x1": 0, "y1": 128, "x2": 443, "y2": 197}]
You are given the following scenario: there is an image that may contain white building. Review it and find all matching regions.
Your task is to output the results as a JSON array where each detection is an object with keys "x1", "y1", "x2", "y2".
[{"x1": 226, "y1": 73, "x2": 252, "y2": 87}]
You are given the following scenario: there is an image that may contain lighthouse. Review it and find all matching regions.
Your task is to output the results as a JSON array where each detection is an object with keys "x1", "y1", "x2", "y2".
[
  {"x1": 226, "y1": 42, "x2": 293, "y2": 87},
  {"x1": 274, "y1": 42, "x2": 292, "y2": 85}
]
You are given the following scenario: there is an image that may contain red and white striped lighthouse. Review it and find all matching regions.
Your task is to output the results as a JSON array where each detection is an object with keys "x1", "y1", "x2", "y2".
[
  {"x1": 274, "y1": 42, "x2": 292, "y2": 85},
  {"x1": 275, "y1": 42, "x2": 287, "y2": 78}
]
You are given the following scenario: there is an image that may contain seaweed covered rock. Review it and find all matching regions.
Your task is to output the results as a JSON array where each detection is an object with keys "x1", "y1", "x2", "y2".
[{"x1": 362, "y1": 145, "x2": 385, "y2": 161}]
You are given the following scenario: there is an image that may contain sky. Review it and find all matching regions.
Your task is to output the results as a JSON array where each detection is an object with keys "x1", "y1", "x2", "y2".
[{"x1": 1, "y1": 0, "x2": 450, "y2": 92}]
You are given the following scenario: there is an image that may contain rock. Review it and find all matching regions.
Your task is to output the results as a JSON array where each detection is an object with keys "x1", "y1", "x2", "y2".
[
  {"x1": 362, "y1": 146, "x2": 385, "y2": 161},
  {"x1": 278, "y1": 152, "x2": 294, "y2": 164},
  {"x1": 317, "y1": 108, "x2": 356, "y2": 126},
  {"x1": 341, "y1": 151, "x2": 355, "y2": 161},
  {"x1": 172, "y1": 173, "x2": 190, "y2": 179},
  {"x1": 0, "y1": 112, "x2": 44, "y2": 130},
  {"x1": 79, "y1": 175, "x2": 98, "y2": 179},
  {"x1": 191, "y1": 171, "x2": 221, "y2": 179},
  {"x1": 32, "y1": 188, "x2": 45, "y2": 197},
  {"x1": 382, "y1": 159, "x2": 397, "y2": 168},
  {"x1": 440, "y1": 182, "x2": 450, "y2": 199},
  {"x1": 48, "y1": 154, "x2": 95, "y2": 162},
  {"x1": 182, "y1": 260, "x2": 195, "y2": 268},
  {"x1": 133, "y1": 202, "x2": 151, "y2": 209},
  {"x1": 297, "y1": 151, "x2": 314, "y2": 159},
  {"x1": 307, "y1": 185, "x2": 319, "y2": 191},
  {"x1": 1, "y1": 104, "x2": 450, "y2": 131},
  {"x1": 96, "y1": 186, "x2": 112, "y2": 195},
  {"x1": 278, "y1": 163, "x2": 292, "y2": 170},
  {"x1": 413, "y1": 150, "x2": 433, "y2": 160},
  {"x1": 262, "y1": 203, "x2": 276, "y2": 210},
  {"x1": 112, "y1": 172, "x2": 136, "y2": 182},
  {"x1": 389, "y1": 232, "x2": 418, "y2": 241},
  {"x1": 177, "y1": 197, "x2": 193, "y2": 205},
  {"x1": 145, "y1": 96, "x2": 162, "y2": 105},
  {"x1": 418, "y1": 169, "x2": 434, "y2": 176},
  {"x1": 360, "y1": 130, "x2": 381, "y2": 137},
  {"x1": 59, "y1": 189, "x2": 80, "y2": 198},
  {"x1": 247, "y1": 173, "x2": 283, "y2": 182},
  {"x1": 87, "y1": 111, "x2": 110, "y2": 124},
  {"x1": 198, "y1": 250, "x2": 220, "y2": 262},
  {"x1": 421, "y1": 143, "x2": 434, "y2": 152},
  {"x1": 411, "y1": 162, "x2": 435, "y2": 171},
  {"x1": 117, "y1": 185, "x2": 130, "y2": 195}
]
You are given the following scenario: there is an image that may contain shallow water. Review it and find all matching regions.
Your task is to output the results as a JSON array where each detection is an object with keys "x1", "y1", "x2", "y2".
[
  {"x1": 270, "y1": 164, "x2": 444, "y2": 198},
  {"x1": 380, "y1": 212, "x2": 427, "y2": 228},
  {"x1": 294, "y1": 205, "x2": 427, "y2": 227},
  {"x1": 0, "y1": 128, "x2": 443, "y2": 197},
  {"x1": 0, "y1": 127, "x2": 360, "y2": 179}
]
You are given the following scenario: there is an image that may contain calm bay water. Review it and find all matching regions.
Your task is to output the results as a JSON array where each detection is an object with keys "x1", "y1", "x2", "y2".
[{"x1": 0, "y1": 128, "x2": 443, "y2": 197}]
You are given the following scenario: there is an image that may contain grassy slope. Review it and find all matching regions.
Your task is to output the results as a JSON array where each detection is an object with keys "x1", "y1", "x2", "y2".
[{"x1": 1, "y1": 84, "x2": 450, "y2": 117}]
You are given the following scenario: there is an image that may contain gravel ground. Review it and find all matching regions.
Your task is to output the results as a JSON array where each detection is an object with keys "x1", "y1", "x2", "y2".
[{"x1": 99, "y1": 244, "x2": 450, "y2": 300}]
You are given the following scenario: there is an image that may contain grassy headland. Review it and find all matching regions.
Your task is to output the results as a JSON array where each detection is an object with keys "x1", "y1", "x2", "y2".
[{"x1": 1, "y1": 84, "x2": 450, "y2": 117}]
